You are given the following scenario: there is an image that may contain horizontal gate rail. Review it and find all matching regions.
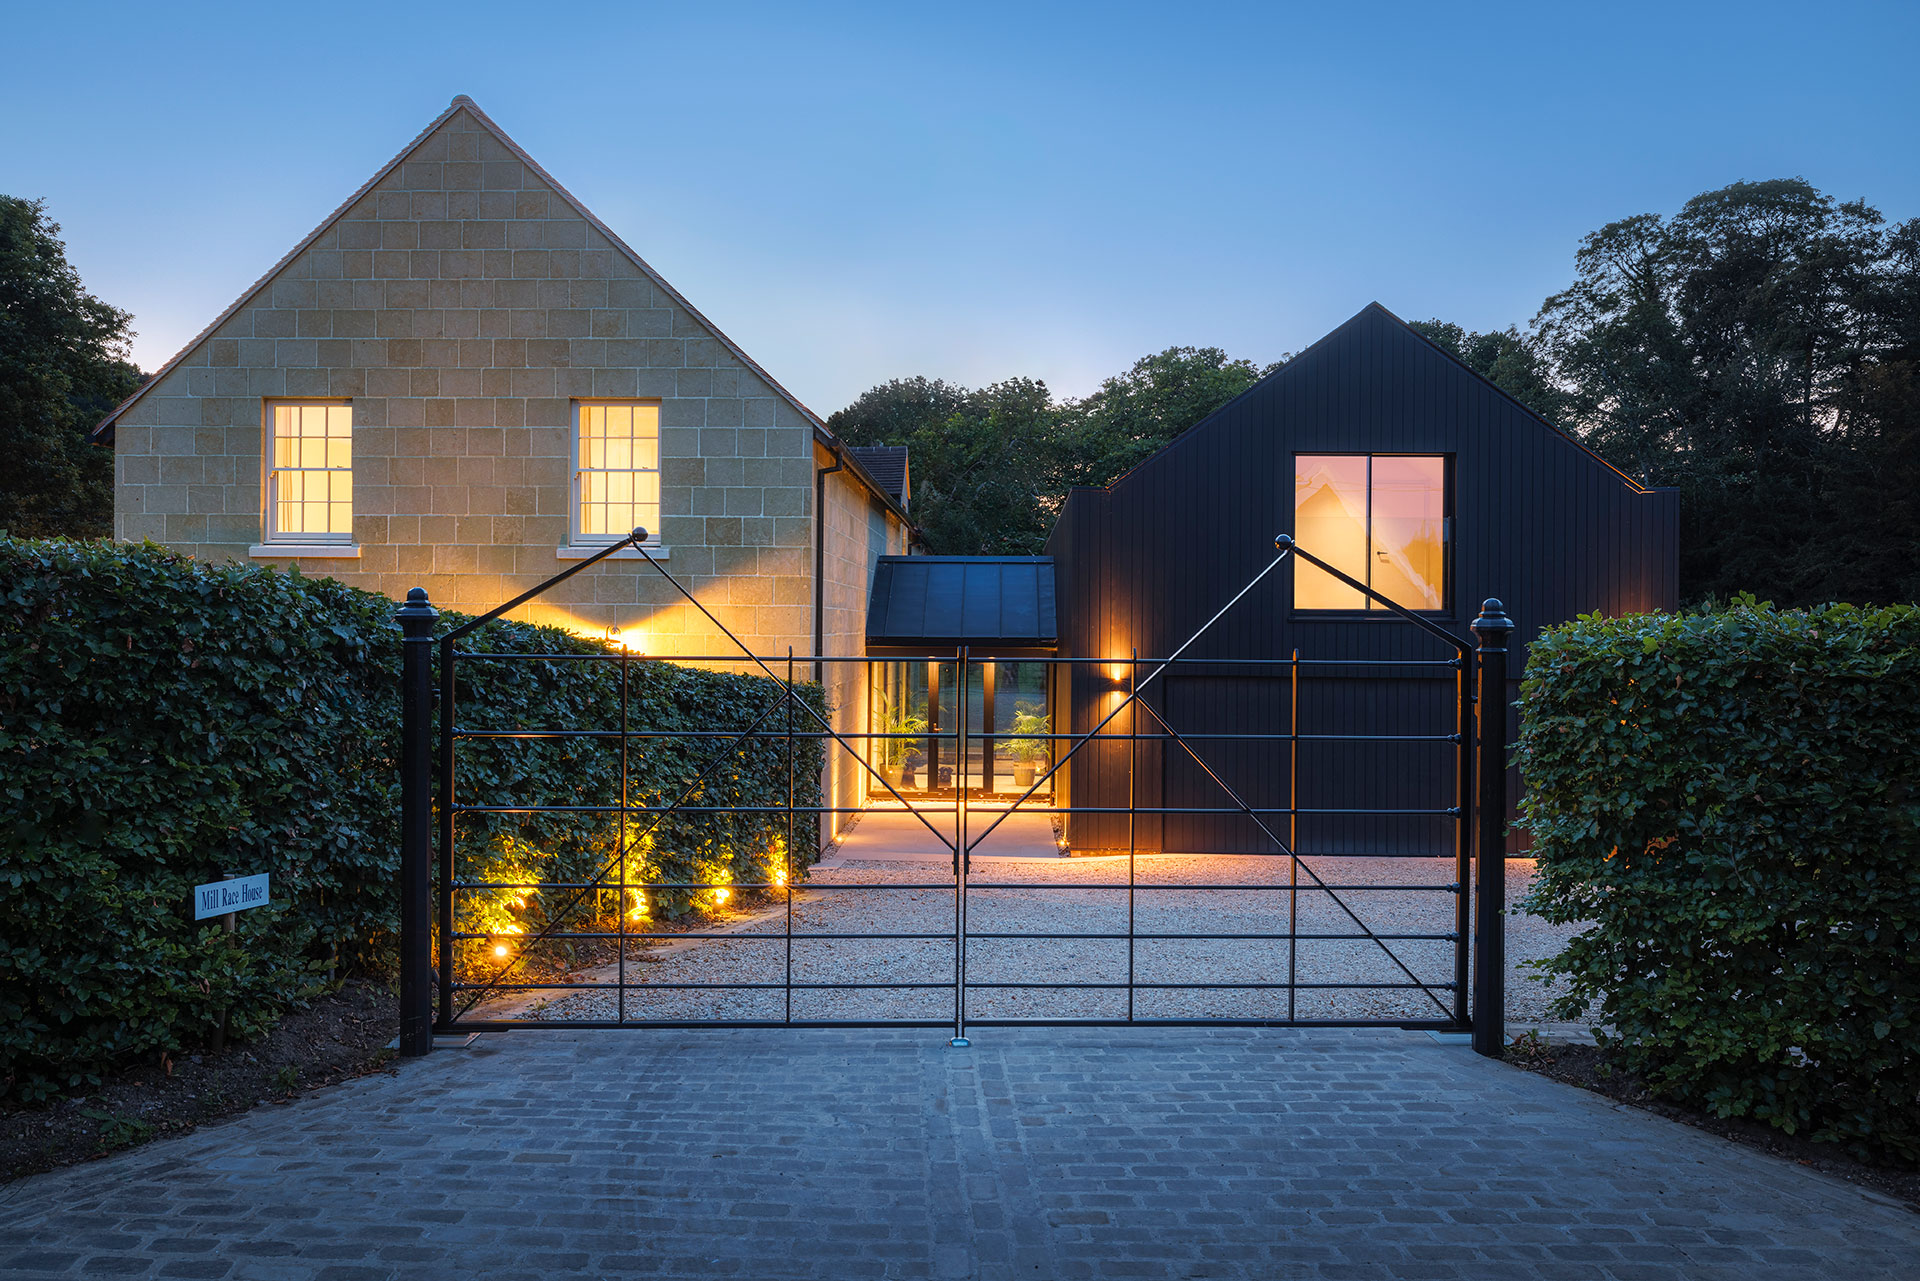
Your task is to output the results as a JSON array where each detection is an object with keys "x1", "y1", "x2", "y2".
[
  {"x1": 446, "y1": 805, "x2": 1459, "y2": 816},
  {"x1": 446, "y1": 929, "x2": 1458, "y2": 943},
  {"x1": 446, "y1": 651, "x2": 1463, "y2": 667}
]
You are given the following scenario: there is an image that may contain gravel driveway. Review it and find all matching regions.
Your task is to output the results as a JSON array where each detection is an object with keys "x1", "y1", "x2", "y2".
[{"x1": 514, "y1": 852, "x2": 1583, "y2": 1027}]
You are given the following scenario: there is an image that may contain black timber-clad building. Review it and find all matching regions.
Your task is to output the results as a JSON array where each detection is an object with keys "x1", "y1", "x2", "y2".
[
  {"x1": 864, "y1": 302, "x2": 1676, "y2": 852},
  {"x1": 1043, "y1": 303, "x2": 1677, "y2": 855}
]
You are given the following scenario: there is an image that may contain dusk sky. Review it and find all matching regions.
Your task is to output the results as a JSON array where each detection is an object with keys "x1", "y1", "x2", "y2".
[{"x1": 7, "y1": 1, "x2": 1917, "y2": 415}]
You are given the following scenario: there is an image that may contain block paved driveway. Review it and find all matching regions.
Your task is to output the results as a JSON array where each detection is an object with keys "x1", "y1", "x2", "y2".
[{"x1": 3, "y1": 1028, "x2": 1916, "y2": 1280}]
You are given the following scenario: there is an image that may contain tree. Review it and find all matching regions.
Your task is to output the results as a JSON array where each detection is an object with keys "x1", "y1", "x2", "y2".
[
  {"x1": 1532, "y1": 178, "x2": 1920, "y2": 604},
  {"x1": 0, "y1": 196, "x2": 143, "y2": 538},
  {"x1": 826, "y1": 375, "x2": 971, "y2": 453},
  {"x1": 828, "y1": 375, "x2": 1059, "y2": 554},
  {"x1": 1407, "y1": 320, "x2": 1569, "y2": 426},
  {"x1": 1051, "y1": 346, "x2": 1280, "y2": 492},
  {"x1": 828, "y1": 347, "x2": 1282, "y2": 555}
]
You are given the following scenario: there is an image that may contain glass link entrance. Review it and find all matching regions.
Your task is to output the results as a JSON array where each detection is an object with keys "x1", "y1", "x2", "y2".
[{"x1": 870, "y1": 660, "x2": 1053, "y2": 798}]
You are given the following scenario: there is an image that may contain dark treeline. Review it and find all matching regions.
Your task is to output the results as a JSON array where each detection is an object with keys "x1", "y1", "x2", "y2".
[
  {"x1": 0, "y1": 197, "x2": 143, "y2": 539},
  {"x1": 829, "y1": 348, "x2": 1285, "y2": 557},
  {"x1": 836, "y1": 178, "x2": 1920, "y2": 607}
]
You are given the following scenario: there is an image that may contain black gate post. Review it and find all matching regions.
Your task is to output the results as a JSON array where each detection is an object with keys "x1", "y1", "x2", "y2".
[
  {"x1": 1470, "y1": 598, "x2": 1512, "y2": 1058},
  {"x1": 396, "y1": 587, "x2": 438, "y2": 1057}
]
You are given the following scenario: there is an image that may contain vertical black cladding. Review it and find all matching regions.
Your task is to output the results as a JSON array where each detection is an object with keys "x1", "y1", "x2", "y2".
[{"x1": 1043, "y1": 303, "x2": 1679, "y2": 854}]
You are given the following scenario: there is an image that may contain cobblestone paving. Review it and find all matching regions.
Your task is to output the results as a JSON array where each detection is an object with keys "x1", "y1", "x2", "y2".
[{"x1": 3, "y1": 1028, "x2": 1915, "y2": 1279}]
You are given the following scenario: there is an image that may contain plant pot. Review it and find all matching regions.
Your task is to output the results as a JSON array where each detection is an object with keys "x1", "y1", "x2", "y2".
[{"x1": 1014, "y1": 765, "x2": 1035, "y2": 787}]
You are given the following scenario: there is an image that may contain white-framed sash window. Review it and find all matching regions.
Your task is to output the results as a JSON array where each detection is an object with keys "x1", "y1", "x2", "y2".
[
  {"x1": 574, "y1": 401, "x2": 661, "y2": 546},
  {"x1": 265, "y1": 402, "x2": 353, "y2": 544}
]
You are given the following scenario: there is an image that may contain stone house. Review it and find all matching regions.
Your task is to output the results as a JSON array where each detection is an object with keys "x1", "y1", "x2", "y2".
[{"x1": 90, "y1": 95, "x2": 917, "y2": 840}]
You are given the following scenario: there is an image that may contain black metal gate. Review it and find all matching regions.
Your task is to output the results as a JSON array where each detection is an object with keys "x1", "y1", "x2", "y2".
[{"x1": 395, "y1": 531, "x2": 1512, "y2": 1056}]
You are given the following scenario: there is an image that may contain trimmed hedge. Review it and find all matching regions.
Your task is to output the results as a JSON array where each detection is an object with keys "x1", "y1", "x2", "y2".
[
  {"x1": 0, "y1": 538, "x2": 823, "y2": 1102},
  {"x1": 1518, "y1": 598, "x2": 1920, "y2": 1160}
]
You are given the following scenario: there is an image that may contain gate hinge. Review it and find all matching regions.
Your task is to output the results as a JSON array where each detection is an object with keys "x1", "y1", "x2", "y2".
[
  {"x1": 1447, "y1": 733, "x2": 1463, "y2": 744},
  {"x1": 1446, "y1": 807, "x2": 1463, "y2": 817}
]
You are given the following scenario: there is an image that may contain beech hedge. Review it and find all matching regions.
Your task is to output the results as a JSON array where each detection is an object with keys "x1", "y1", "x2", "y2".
[
  {"x1": 1518, "y1": 598, "x2": 1920, "y2": 1160},
  {"x1": 0, "y1": 539, "x2": 822, "y2": 1102}
]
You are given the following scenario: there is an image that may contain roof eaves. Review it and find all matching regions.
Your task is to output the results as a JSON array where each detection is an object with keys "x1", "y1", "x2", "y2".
[
  {"x1": 1376, "y1": 301, "x2": 1652, "y2": 494},
  {"x1": 815, "y1": 426, "x2": 919, "y2": 532},
  {"x1": 1093, "y1": 301, "x2": 1651, "y2": 501}
]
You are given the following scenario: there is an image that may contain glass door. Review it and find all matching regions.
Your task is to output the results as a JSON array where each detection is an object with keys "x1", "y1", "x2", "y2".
[
  {"x1": 984, "y1": 661, "x2": 1051, "y2": 797},
  {"x1": 869, "y1": 660, "x2": 1052, "y2": 800}
]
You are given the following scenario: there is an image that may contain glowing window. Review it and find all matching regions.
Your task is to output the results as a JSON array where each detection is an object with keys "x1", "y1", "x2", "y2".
[
  {"x1": 1293, "y1": 454, "x2": 1447, "y2": 611},
  {"x1": 266, "y1": 402, "x2": 353, "y2": 543},
  {"x1": 575, "y1": 402, "x2": 661, "y2": 546}
]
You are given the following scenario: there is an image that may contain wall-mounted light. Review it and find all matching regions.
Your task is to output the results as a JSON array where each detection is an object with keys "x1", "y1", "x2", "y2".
[{"x1": 606, "y1": 625, "x2": 645, "y2": 654}]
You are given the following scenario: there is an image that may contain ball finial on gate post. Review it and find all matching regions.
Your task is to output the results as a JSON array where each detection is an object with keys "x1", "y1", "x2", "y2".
[
  {"x1": 630, "y1": 527, "x2": 649, "y2": 546},
  {"x1": 397, "y1": 586, "x2": 437, "y2": 629},
  {"x1": 1470, "y1": 598, "x2": 1512, "y2": 646}
]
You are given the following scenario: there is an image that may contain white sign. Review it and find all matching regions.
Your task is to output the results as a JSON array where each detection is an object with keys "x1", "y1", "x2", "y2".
[{"x1": 193, "y1": 874, "x2": 271, "y2": 920}]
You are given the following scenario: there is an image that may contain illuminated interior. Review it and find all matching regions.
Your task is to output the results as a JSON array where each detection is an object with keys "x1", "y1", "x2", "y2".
[
  {"x1": 869, "y1": 660, "x2": 1053, "y2": 798},
  {"x1": 268, "y1": 402, "x2": 353, "y2": 540},
  {"x1": 1293, "y1": 454, "x2": 1446, "y2": 611},
  {"x1": 577, "y1": 401, "x2": 661, "y2": 543}
]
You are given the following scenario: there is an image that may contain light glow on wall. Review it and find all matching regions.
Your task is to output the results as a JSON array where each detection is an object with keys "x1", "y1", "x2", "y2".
[{"x1": 605, "y1": 625, "x2": 646, "y2": 654}]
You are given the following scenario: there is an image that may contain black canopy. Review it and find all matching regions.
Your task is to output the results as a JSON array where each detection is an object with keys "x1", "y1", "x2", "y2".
[{"x1": 864, "y1": 556, "x2": 1056, "y2": 655}]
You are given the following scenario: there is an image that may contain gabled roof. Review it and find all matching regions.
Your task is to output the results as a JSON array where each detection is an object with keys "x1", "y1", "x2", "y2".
[
  {"x1": 847, "y1": 445, "x2": 910, "y2": 505},
  {"x1": 87, "y1": 96, "x2": 914, "y2": 527},
  {"x1": 1098, "y1": 301, "x2": 1650, "y2": 500},
  {"x1": 865, "y1": 556, "x2": 1056, "y2": 655},
  {"x1": 1388, "y1": 302, "x2": 1649, "y2": 492},
  {"x1": 92, "y1": 96, "x2": 822, "y2": 442}
]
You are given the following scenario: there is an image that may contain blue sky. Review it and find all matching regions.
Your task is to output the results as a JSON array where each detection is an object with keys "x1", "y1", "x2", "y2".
[{"x1": 6, "y1": 2, "x2": 1916, "y2": 413}]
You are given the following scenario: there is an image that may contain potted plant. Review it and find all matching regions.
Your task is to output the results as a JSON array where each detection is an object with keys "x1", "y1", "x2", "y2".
[
  {"x1": 877, "y1": 692, "x2": 928, "y2": 789},
  {"x1": 1006, "y1": 702, "x2": 1050, "y2": 787}
]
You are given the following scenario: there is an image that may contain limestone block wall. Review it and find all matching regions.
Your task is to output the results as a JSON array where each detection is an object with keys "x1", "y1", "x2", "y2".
[
  {"x1": 109, "y1": 103, "x2": 817, "y2": 660},
  {"x1": 818, "y1": 459, "x2": 909, "y2": 842}
]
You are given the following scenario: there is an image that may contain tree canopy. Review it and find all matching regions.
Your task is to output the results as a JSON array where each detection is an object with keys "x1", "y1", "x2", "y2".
[
  {"x1": 1533, "y1": 178, "x2": 1920, "y2": 604},
  {"x1": 827, "y1": 348, "x2": 1279, "y2": 555},
  {"x1": 1406, "y1": 319, "x2": 1569, "y2": 426},
  {"x1": 1049, "y1": 346, "x2": 1282, "y2": 492},
  {"x1": 0, "y1": 196, "x2": 143, "y2": 538},
  {"x1": 828, "y1": 375, "x2": 1057, "y2": 555}
]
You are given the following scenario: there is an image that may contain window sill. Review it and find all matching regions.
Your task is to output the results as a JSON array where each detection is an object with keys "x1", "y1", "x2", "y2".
[
  {"x1": 555, "y1": 545, "x2": 668, "y2": 561},
  {"x1": 249, "y1": 543, "x2": 361, "y2": 559}
]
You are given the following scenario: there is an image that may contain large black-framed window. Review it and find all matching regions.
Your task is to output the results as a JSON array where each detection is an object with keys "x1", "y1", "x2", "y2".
[{"x1": 1292, "y1": 453, "x2": 1450, "y2": 612}]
